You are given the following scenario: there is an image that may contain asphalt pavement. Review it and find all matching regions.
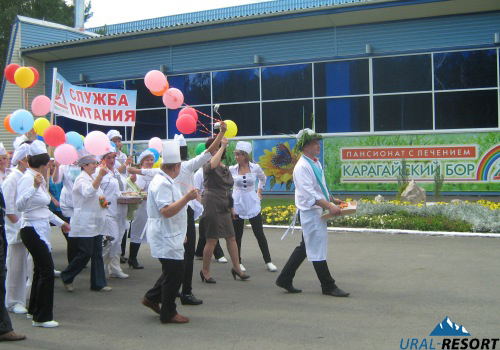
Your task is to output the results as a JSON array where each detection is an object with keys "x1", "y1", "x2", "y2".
[{"x1": 3, "y1": 227, "x2": 499, "y2": 350}]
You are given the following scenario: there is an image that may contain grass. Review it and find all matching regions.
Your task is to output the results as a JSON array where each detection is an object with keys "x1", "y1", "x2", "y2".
[{"x1": 261, "y1": 197, "x2": 294, "y2": 208}]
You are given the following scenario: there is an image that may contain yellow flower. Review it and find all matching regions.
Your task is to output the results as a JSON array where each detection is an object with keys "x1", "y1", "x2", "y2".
[
  {"x1": 266, "y1": 219, "x2": 272, "y2": 224},
  {"x1": 258, "y1": 142, "x2": 300, "y2": 184}
]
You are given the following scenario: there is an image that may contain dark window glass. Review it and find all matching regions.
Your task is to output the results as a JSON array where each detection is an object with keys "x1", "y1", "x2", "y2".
[
  {"x1": 167, "y1": 73, "x2": 211, "y2": 106},
  {"x1": 373, "y1": 55, "x2": 431, "y2": 93},
  {"x1": 374, "y1": 94, "x2": 432, "y2": 131},
  {"x1": 434, "y1": 49, "x2": 497, "y2": 90},
  {"x1": 55, "y1": 116, "x2": 87, "y2": 135},
  {"x1": 88, "y1": 124, "x2": 126, "y2": 140},
  {"x1": 262, "y1": 64, "x2": 312, "y2": 100},
  {"x1": 125, "y1": 79, "x2": 164, "y2": 109},
  {"x1": 168, "y1": 105, "x2": 212, "y2": 139},
  {"x1": 435, "y1": 90, "x2": 498, "y2": 129},
  {"x1": 87, "y1": 81, "x2": 124, "y2": 89},
  {"x1": 262, "y1": 100, "x2": 313, "y2": 135},
  {"x1": 213, "y1": 69, "x2": 259, "y2": 103},
  {"x1": 315, "y1": 97, "x2": 370, "y2": 133},
  {"x1": 124, "y1": 109, "x2": 166, "y2": 141},
  {"x1": 216, "y1": 103, "x2": 260, "y2": 137},
  {"x1": 315, "y1": 60, "x2": 369, "y2": 97}
]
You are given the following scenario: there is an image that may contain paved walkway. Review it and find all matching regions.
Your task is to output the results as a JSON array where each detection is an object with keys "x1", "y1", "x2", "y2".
[{"x1": 4, "y1": 227, "x2": 499, "y2": 350}]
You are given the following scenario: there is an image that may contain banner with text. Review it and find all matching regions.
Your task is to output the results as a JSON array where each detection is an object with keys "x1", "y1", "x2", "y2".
[{"x1": 51, "y1": 71, "x2": 137, "y2": 126}]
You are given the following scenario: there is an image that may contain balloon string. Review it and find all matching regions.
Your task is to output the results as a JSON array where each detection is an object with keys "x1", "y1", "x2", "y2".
[
  {"x1": 196, "y1": 120, "x2": 212, "y2": 134},
  {"x1": 182, "y1": 103, "x2": 221, "y2": 123}
]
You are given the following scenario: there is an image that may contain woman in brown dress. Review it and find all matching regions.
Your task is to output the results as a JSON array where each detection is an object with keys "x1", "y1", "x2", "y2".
[{"x1": 200, "y1": 137, "x2": 249, "y2": 283}]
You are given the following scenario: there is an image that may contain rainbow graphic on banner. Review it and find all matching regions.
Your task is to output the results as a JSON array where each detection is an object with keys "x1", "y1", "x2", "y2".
[{"x1": 476, "y1": 144, "x2": 500, "y2": 181}]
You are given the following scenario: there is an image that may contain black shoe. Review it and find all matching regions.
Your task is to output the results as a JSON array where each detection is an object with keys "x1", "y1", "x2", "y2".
[
  {"x1": 128, "y1": 259, "x2": 144, "y2": 269},
  {"x1": 322, "y1": 285, "x2": 350, "y2": 297},
  {"x1": 275, "y1": 279, "x2": 302, "y2": 293},
  {"x1": 120, "y1": 256, "x2": 128, "y2": 264},
  {"x1": 200, "y1": 270, "x2": 216, "y2": 284},
  {"x1": 180, "y1": 293, "x2": 203, "y2": 305}
]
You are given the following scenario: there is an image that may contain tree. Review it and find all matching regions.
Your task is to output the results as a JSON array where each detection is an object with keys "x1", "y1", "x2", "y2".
[{"x1": 0, "y1": 0, "x2": 93, "y2": 83}]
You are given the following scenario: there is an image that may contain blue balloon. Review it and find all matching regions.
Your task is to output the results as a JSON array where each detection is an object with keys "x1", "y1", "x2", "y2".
[
  {"x1": 66, "y1": 131, "x2": 83, "y2": 149},
  {"x1": 37, "y1": 135, "x2": 44, "y2": 142},
  {"x1": 10, "y1": 109, "x2": 34, "y2": 134},
  {"x1": 147, "y1": 147, "x2": 159, "y2": 162},
  {"x1": 110, "y1": 141, "x2": 117, "y2": 151}
]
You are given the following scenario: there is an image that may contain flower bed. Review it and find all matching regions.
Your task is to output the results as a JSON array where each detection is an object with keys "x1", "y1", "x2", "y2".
[{"x1": 261, "y1": 200, "x2": 500, "y2": 233}]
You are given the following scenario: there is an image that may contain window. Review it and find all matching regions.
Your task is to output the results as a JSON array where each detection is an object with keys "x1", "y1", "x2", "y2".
[
  {"x1": 55, "y1": 116, "x2": 87, "y2": 136},
  {"x1": 167, "y1": 73, "x2": 211, "y2": 106},
  {"x1": 374, "y1": 93, "x2": 433, "y2": 131},
  {"x1": 127, "y1": 109, "x2": 166, "y2": 140},
  {"x1": 213, "y1": 69, "x2": 259, "y2": 103},
  {"x1": 315, "y1": 59, "x2": 369, "y2": 97},
  {"x1": 262, "y1": 64, "x2": 312, "y2": 100},
  {"x1": 435, "y1": 90, "x2": 498, "y2": 129},
  {"x1": 373, "y1": 55, "x2": 431, "y2": 93},
  {"x1": 315, "y1": 97, "x2": 370, "y2": 133},
  {"x1": 262, "y1": 100, "x2": 313, "y2": 135},
  {"x1": 87, "y1": 81, "x2": 124, "y2": 90},
  {"x1": 434, "y1": 49, "x2": 497, "y2": 90},
  {"x1": 168, "y1": 106, "x2": 212, "y2": 139},
  {"x1": 215, "y1": 103, "x2": 260, "y2": 137},
  {"x1": 88, "y1": 124, "x2": 126, "y2": 140},
  {"x1": 125, "y1": 79, "x2": 164, "y2": 109}
]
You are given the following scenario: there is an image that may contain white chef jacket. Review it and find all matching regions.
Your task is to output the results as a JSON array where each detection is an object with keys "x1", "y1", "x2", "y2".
[
  {"x1": 1, "y1": 168, "x2": 24, "y2": 244},
  {"x1": 129, "y1": 170, "x2": 155, "y2": 244},
  {"x1": 145, "y1": 171, "x2": 187, "y2": 260},
  {"x1": 97, "y1": 168, "x2": 125, "y2": 218},
  {"x1": 0, "y1": 168, "x2": 12, "y2": 186},
  {"x1": 229, "y1": 162, "x2": 266, "y2": 219},
  {"x1": 69, "y1": 171, "x2": 106, "y2": 238},
  {"x1": 293, "y1": 155, "x2": 329, "y2": 211},
  {"x1": 55, "y1": 164, "x2": 81, "y2": 217},
  {"x1": 16, "y1": 168, "x2": 64, "y2": 250}
]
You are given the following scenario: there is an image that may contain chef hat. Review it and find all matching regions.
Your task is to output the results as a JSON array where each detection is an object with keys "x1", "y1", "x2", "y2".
[
  {"x1": 99, "y1": 145, "x2": 116, "y2": 160},
  {"x1": 29, "y1": 140, "x2": 48, "y2": 156},
  {"x1": 107, "y1": 129, "x2": 122, "y2": 140},
  {"x1": 0, "y1": 143, "x2": 6, "y2": 156},
  {"x1": 162, "y1": 140, "x2": 181, "y2": 164},
  {"x1": 77, "y1": 155, "x2": 97, "y2": 166},
  {"x1": 173, "y1": 134, "x2": 187, "y2": 147},
  {"x1": 235, "y1": 141, "x2": 252, "y2": 154},
  {"x1": 13, "y1": 135, "x2": 28, "y2": 149},
  {"x1": 11, "y1": 143, "x2": 30, "y2": 165},
  {"x1": 138, "y1": 149, "x2": 155, "y2": 164}
]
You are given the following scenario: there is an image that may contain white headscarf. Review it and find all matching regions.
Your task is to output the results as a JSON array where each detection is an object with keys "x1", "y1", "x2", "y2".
[
  {"x1": 138, "y1": 149, "x2": 155, "y2": 164},
  {"x1": 29, "y1": 140, "x2": 48, "y2": 156},
  {"x1": 12, "y1": 144, "x2": 30, "y2": 165}
]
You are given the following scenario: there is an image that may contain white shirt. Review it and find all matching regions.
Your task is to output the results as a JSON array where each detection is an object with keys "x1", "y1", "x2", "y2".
[
  {"x1": 193, "y1": 168, "x2": 204, "y2": 194},
  {"x1": 97, "y1": 168, "x2": 125, "y2": 218},
  {"x1": 0, "y1": 168, "x2": 12, "y2": 186},
  {"x1": 1, "y1": 168, "x2": 24, "y2": 244},
  {"x1": 229, "y1": 162, "x2": 266, "y2": 219},
  {"x1": 55, "y1": 164, "x2": 81, "y2": 216},
  {"x1": 69, "y1": 171, "x2": 106, "y2": 237},
  {"x1": 145, "y1": 171, "x2": 187, "y2": 260},
  {"x1": 293, "y1": 155, "x2": 328, "y2": 211},
  {"x1": 115, "y1": 150, "x2": 128, "y2": 175}
]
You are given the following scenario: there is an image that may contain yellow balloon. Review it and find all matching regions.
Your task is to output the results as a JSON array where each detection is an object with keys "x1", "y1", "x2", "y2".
[
  {"x1": 153, "y1": 157, "x2": 162, "y2": 168},
  {"x1": 14, "y1": 67, "x2": 35, "y2": 89},
  {"x1": 33, "y1": 118, "x2": 51, "y2": 136},
  {"x1": 225, "y1": 119, "x2": 238, "y2": 138}
]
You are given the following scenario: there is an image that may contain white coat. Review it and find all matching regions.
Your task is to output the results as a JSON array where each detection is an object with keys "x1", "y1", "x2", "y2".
[
  {"x1": 55, "y1": 164, "x2": 81, "y2": 217},
  {"x1": 145, "y1": 171, "x2": 187, "y2": 260},
  {"x1": 129, "y1": 171, "x2": 155, "y2": 244},
  {"x1": 229, "y1": 162, "x2": 266, "y2": 219},
  {"x1": 2, "y1": 168, "x2": 24, "y2": 244},
  {"x1": 69, "y1": 171, "x2": 106, "y2": 238}
]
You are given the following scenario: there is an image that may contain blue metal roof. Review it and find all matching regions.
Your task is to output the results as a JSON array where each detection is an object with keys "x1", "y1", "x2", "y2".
[{"x1": 90, "y1": 0, "x2": 371, "y2": 35}]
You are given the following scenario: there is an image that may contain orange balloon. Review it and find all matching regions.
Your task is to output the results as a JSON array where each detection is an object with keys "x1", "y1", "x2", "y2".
[
  {"x1": 4, "y1": 115, "x2": 15, "y2": 134},
  {"x1": 150, "y1": 80, "x2": 169, "y2": 96}
]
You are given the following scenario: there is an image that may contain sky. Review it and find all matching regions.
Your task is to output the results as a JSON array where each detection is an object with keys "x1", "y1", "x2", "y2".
[{"x1": 81, "y1": 0, "x2": 272, "y2": 28}]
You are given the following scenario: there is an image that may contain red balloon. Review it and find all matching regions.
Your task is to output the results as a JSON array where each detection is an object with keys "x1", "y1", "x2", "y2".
[
  {"x1": 43, "y1": 125, "x2": 66, "y2": 147},
  {"x1": 179, "y1": 107, "x2": 198, "y2": 122},
  {"x1": 28, "y1": 67, "x2": 39, "y2": 88},
  {"x1": 176, "y1": 114, "x2": 197, "y2": 134},
  {"x1": 4, "y1": 64, "x2": 20, "y2": 84}
]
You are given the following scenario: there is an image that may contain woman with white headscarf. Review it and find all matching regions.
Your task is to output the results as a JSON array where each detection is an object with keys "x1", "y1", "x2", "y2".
[
  {"x1": 229, "y1": 141, "x2": 276, "y2": 273},
  {"x1": 16, "y1": 141, "x2": 71, "y2": 328}
]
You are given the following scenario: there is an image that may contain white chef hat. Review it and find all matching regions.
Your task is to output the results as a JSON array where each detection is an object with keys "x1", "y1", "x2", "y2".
[
  {"x1": 107, "y1": 129, "x2": 122, "y2": 140},
  {"x1": 29, "y1": 140, "x2": 48, "y2": 156},
  {"x1": 11, "y1": 143, "x2": 29, "y2": 165},
  {"x1": 97, "y1": 145, "x2": 116, "y2": 161},
  {"x1": 235, "y1": 141, "x2": 252, "y2": 154},
  {"x1": 0, "y1": 143, "x2": 6, "y2": 156},
  {"x1": 138, "y1": 149, "x2": 155, "y2": 164},
  {"x1": 13, "y1": 135, "x2": 28, "y2": 149},
  {"x1": 162, "y1": 140, "x2": 181, "y2": 164},
  {"x1": 173, "y1": 134, "x2": 187, "y2": 147}
]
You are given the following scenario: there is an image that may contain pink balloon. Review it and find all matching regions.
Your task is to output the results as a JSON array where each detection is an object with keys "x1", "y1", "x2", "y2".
[
  {"x1": 148, "y1": 137, "x2": 163, "y2": 152},
  {"x1": 144, "y1": 70, "x2": 167, "y2": 92},
  {"x1": 162, "y1": 88, "x2": 184, "y2": 109},
  {"x1": 179, "y1": 107, "x2": 198, "y2": 122},
  {"x1": 176, "y1": 114, "x2": 197, "y2": 134},
  {"x1": 54, "y1": 144, "x2": 78, "y2": 165},
  {"x1": 84, "y1": 131, "x2": 112, "y2": 156},
  {"x1": 31, "y1": 95, "x2": 51, "y2": 117}
]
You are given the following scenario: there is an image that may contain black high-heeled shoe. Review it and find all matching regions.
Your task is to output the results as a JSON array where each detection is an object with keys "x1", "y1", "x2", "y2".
[
  {"x1": 200, "y1": 270, "x2": 216, "y2": 284},
  {"x1": 231, "y1": 268, "x2": 250, "y2": 280}
]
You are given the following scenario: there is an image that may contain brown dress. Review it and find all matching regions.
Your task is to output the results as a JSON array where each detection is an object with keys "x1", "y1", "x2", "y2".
[{"x1": 200, "y1": 162, "x2": 235, "y2": 239}]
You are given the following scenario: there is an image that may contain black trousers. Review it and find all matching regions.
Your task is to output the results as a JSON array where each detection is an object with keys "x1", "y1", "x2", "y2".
[
  {"x1": 61, "y1": 236, "x2": 106, "y2": 290},
  {"x1": 54, "y1": 211, "x2": 78, "y2": 264},
  {"x1": 233, "y1": 213, "x2": 272, "y2": 264},
  {"x1": 277, "y1": 236, "x2": 336, "y2": 290},
  {"x1": 0, "y1": 226, "x2": 13, "y2": 335},
  {"x1": 182, "y1": 207, "x2": 196, "y2": 295},
  {"x1": 195, "y1": 217, "x2": 225, "y2": 260},
  {"x1": 145, "y1": 258, "x2": 184, "y2": 322},
  {"x1": 20, "y1": 226, "x2": 55, "y2": 323}
]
